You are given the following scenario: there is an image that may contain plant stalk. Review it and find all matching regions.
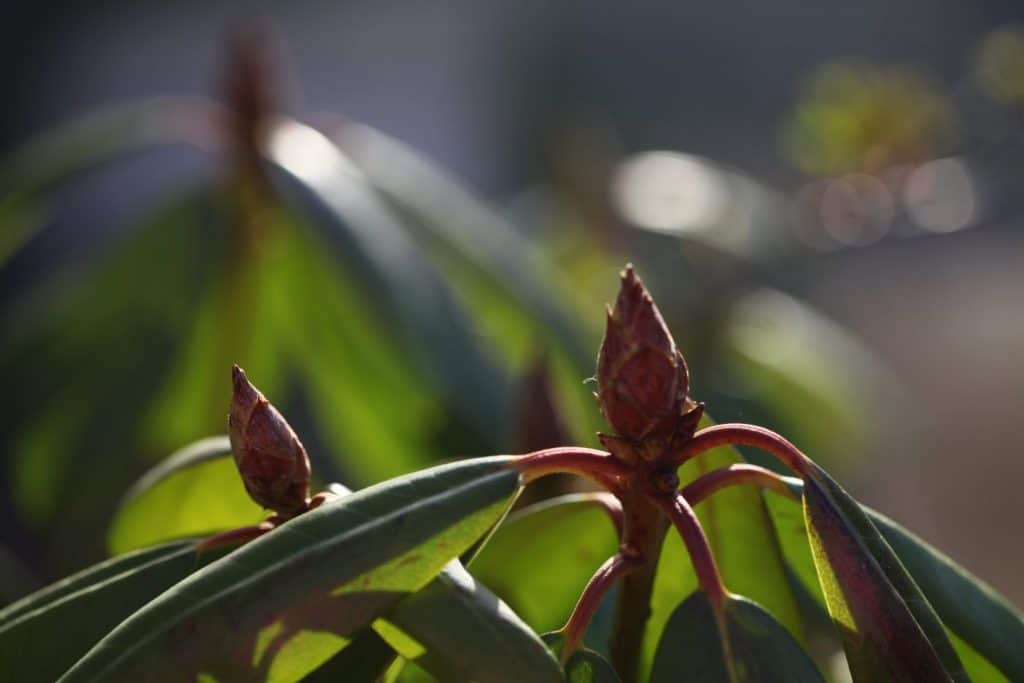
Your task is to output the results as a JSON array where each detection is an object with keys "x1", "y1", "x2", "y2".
[
  {"x1": 560, "y1": 552, "x2": 639, "y2": 664},
  {"x1": 681, "y1": 464, "x2": 797, "y2": 506},
  {"x1": 609, "y1": 484, "x2": 669, "y2": 682},
  {"x1": 671, "y1": 423, "x2": 815, "y2": 478},
  {"x1": 514, "y1": 447, "x2": 628, "y2": 492}
]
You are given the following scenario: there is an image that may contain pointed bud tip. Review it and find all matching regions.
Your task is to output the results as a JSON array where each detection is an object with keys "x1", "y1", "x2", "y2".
[
  {"x1": 231, "y1": 364, "x2": 260, "y2": 407},
  {"x1": 596, "y1": 265, "x2": 693, "y2": 445},
  {"x1": 227, "y1": 364, "x2": 311, "y2": 516}
]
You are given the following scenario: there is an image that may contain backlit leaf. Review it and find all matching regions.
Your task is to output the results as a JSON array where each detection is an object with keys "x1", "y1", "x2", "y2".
[
  {"x1": 61, "y1": 457, "x2": 520, "y2": 682},
  {"x1": 470, "y1": 494, "x2": 619, "y2": 633},
  {"x1": 801, "y1": 467, "x2": 967, "y2": 682},
  {"x1": 107, "y1": 437, "x2": 264, "y2": 555},
  {"x1": 776, "y1": 477, "x2": 1023, "y2": 682}
]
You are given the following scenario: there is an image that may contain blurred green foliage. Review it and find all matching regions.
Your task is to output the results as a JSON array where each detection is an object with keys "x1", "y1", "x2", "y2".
[
  {"x1": 783, "y1": 62, "x2": 957, "y2": 175},
  {"x1": 0, "y1": 58, "x2": 879, "y2": 593}
]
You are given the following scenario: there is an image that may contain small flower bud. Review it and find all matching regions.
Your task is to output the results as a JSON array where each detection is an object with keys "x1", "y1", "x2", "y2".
[
  {"x1": 228, "y1": 365, "x2": 311, "y2": 516},
  {"x1": 596, "y1": 266, "x2": 691, "y2": 445}
]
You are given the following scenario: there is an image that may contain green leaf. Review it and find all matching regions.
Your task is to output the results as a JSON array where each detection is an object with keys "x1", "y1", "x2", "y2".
[
  {"x1": 651, "y1": 592, "x2": 823, "y2": 683},
  {"x1": 2, "y1": 188, "x2": 227, "y2": 573},
  {"x1": 107, "y1": 437, "x2": 265, "y2": 555},
  {"x1": 377, "y1": 560, "x2": 563, "y2": 682},
  {"x1": 470, "y1": 494, "x2": 619, "y2": 633},
  {"x1": 61, "y1": 457, "x2": 520, "y2": 682},
  {"x1": 777, "y1": 477, "x2": 1023, "y2": 682},
  {"x1": 264, "y1": 222, "x2": 440, "y2": 483},
  {"x1": 565, "y1": 649, "x2": 622, "y2": 683},
  {"x1": 0, "y1": 541, "x2": 189, "y2": 628},
  {"x1": 335, "y1": 123, "x2": 593, "y2": 369},
  {"x1": 720, "y1": 289, "x2": 881, "y2": 468},
  {"x1": 543, "y1": 632, "x2": 622, "y2": 682},
  {"x1": 869, "y1": 509, "x2": 1023, "y2": 682},
  {"x1": 264, "y1": 120, "x2": 508, "y2": 447},
  {"x1": 0, "y1": 540, "x2": 232, "y2": 682},
  {"x1": 0, "y1": 97, "x2": 206, "y2": 266},
  {"x1": 641, "y1": 437, "x2": 802, "y2": 681},
  {"x1": 299, "y1": 628, "x2": 396, "y2": 682},
  {"x1": 801, "y1": 467, "x2": 968, "y2": 682}
]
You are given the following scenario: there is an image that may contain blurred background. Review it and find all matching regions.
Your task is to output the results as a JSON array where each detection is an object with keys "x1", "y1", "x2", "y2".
[{"x1": 1, "y1": 0, "x2": 1022, "y2": 614}]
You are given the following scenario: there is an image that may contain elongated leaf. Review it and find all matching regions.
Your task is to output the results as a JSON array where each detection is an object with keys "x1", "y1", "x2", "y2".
[
  {"x1": 651, "y1": 592, "x2": 823, "y2": 682},
  {"x1": 335, "y1": 123, "x2": 592, "y2": 368},
  {"x1": 0, "y1": 540, "x2": 232, "y2": 682},
  {"x1": 0, "y1": 97, "x2": 211, "y2": 267},
  {"x1": 869, "y1": 510, "x2": 1023, "y2": 682},
  {"x1": 263, "y1": 222, "x2": 439, "y2": 483},
  {"x1": 778, "y1": 477, "x2": 1023, "y2": 682},
  {"x1": 0, "y1": 541, "x2": 188, "y2": 628},
  {"x1": 721, "y1": 289, "x2": 881, "y2": 467},
  {"x1": 543, "y1": 632, "x2": 622, "y2": 683},
  {"x1": 264, "y1": 120, "x2": 507, "y2": 448},
  {"x1": 2, "y1": 189, "x2": 228, "y2": 576},
  {"x1": 377, "y1": 560, "x2": 562, "y2": 682},
  {"x1": 108, "y1": 437, "x2": 265, "y2": 554},
  {"x1": 802, "y1": 467, "x2": 967, "y2": 682},
  {"x1": 61, "y1": 457, "x2": 520, "y2": 682},
  {"x1": 641, "y1": 437, "x2": 802, "y2": 681},
  {"x1": 470, "y1": 494, "x2": 619, "y2": 633}
]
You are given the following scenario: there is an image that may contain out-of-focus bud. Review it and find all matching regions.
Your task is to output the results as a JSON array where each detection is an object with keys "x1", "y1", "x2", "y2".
[
  {"x1": 228, "y1": 365, "x2": 311, "y2": 516},
  {"x1": 596, "y1": 266, "x2": 692, "y2": 447}
]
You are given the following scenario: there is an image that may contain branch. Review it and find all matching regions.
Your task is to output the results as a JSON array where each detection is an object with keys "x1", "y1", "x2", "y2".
[
  {"x1": 652, "y1": 493, "x2": 727, "y2": 606},
  {"x1": 681, "y1": 464, "x2": 798, "y2": 506},
  {"x1": 560, "y1": 552, "x2": 641, "y2": 664},
  {"x1": 670, "y1": 423, "x2": 815, "y2": 477},
  {"x1": 195, "y1": 521, "x2": 275, "y2": 552},
  {"x1": 512, "y1": 447, "x2": 629, "y2": 493}
]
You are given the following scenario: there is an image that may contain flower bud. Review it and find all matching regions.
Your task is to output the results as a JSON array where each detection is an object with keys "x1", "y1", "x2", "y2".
[
  {"x1": 596, "y1": 266, "x2": 691, "y2": 444},
  {"x1": 228, "y1": 365, "x2": 311, "y2": 516}
]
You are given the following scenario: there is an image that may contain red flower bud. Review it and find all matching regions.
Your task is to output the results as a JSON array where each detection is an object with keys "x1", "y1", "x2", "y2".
[
  {"x1": 228, "y1": 365, "x2": 311, "y2": 516},
  {"x1": 596, "y1": 266, "x2": 692, "y2": 445}
]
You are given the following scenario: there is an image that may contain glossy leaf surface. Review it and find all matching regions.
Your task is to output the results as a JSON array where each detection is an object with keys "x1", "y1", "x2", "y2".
[
  {"x1": 61, "y1": 457, "x2": 519, "y2": 682},
  {"x1": 651, "y1": 592, "x2": 823, "y2": 683}
]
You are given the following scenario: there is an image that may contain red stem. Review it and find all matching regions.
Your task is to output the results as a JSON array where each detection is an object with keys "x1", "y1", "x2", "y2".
[
  {"x1": 671, "y1": 423, "x2": 816, "y2": 477},
  {"x1": 513, "y1": 447, "x2": 629, "y2": 492},
  {"x1": 195, "y1": 521, "x2": 275, "y2": 552},
  {"x1": 560, "y1": 552, "x2": 640, "y2": 664},
  {"x1": 653, "y1": 493, "x2": 728, "y2": 606},
  {"x1": 681, "y1": 464, "x2": 798, "y2": 506}
]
